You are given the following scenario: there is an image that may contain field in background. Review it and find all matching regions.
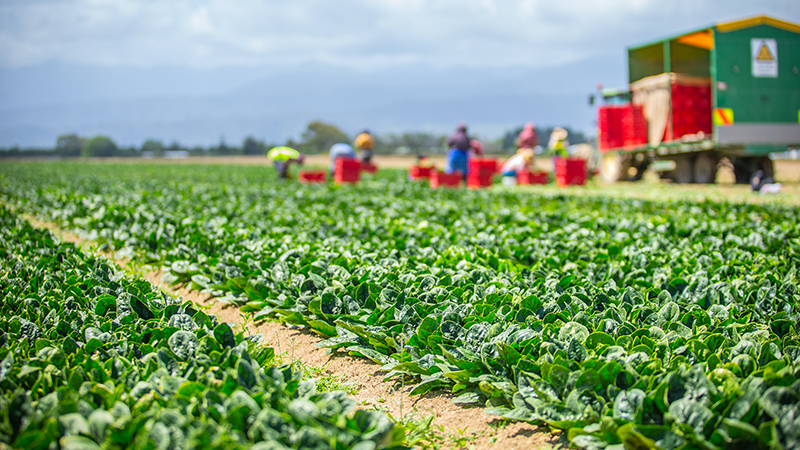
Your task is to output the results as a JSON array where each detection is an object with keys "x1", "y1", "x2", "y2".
[{"x1": 83, "y1": 155, "x2": 800, "y2": 206}]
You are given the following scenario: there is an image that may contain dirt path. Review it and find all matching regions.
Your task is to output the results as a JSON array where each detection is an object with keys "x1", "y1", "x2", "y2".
[{"x1": 22, "y1": 214, "x2": 562, "y2": 450}]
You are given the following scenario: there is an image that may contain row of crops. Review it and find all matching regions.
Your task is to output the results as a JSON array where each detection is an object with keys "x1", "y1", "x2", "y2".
[
  {"x1": 2, "y1": 162, "x2": 800, "y2": 449},
  {"x1": 0, "y1": 204, "x2": 403, "y2": 449}
]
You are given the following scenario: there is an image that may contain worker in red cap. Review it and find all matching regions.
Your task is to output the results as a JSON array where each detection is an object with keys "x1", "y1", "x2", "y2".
[{"x1": 516, "y1": 122, "x2": 539, "y2": 150}]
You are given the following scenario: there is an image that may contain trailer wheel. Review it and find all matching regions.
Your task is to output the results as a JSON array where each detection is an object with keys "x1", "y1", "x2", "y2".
[
  {"x1": 672, "y1": 155, "x2": 694, "y2": 184},
  {"x1": 692, "y1": 153, "x2": 718, "y2": 184},
  {"x1": 600, "y1": 153, "x2": 632, "y2": 183}
]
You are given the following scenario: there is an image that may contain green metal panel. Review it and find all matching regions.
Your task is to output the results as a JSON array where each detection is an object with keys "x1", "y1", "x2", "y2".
[
  {"x1": 629, "y1": 43, "x2": 664, "y2": 83},
  {"x1": 629, "y1": 40, "x2": 710, "y2": 83},
  {"x1": 714, "y1": 24, "x2": 800, "y2": 123},
  {"x1": 670, "y1": 42, "x2": 711, "y2": 77}
]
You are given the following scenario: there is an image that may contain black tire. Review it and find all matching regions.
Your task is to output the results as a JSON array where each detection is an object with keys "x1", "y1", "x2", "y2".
[
  {"x1": 692, "y1": 153, "x2": 718, "y2": 184},
  {"x1": 672, "y1": 155, "x2": 694, "y2": 184},
  {"x1": 630, "y1": 158, "x2": 649, "y2": 181}
]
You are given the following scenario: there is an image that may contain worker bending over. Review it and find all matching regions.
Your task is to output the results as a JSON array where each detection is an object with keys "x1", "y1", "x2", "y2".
[
  {"x1": 548, "y1": 127, "x2": 569, "y2": 157},
  {"x1": 329, "y1": 143, "x2": 356, "y2": 174},
  {"x1": 516, "y1": 123, "x2": 539, "y2": 150},
  {"x1": 445, "y1": 123, "x2": 471, "y2": 177},
  {"x1": 267, "y1": 146, "x2": 303, "y2": 180},
  {"x1": 354, "y1": 130, "x2": 375, "y2": 164},
  {"x1": 501, "y1": 148, "x2": 535, "y2": 177}
]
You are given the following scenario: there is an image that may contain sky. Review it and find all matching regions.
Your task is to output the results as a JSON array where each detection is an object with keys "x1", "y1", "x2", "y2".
[{"x1": 1, "y1": 0, "x2": 800, "y2": 148}]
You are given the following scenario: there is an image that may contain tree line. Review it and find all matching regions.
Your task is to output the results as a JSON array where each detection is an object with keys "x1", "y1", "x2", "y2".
[{"x1": 0, "y1": 121, "x2": 588, "y2": 159}]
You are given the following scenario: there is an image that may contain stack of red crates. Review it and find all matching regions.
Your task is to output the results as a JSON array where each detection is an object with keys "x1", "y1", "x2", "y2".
[
  {"x1": 517, "y1": 170, "x2": 549, "y2": 185},
  {"x1": 334, "y1": 158, "x2": 360, "y2": 184},
  {"x1": 361, "y1": 163, "x2": 378, "y2": 174},
  {"x1": 554, "y1": 157, "x2": 587, "y2": 186},
  {"x1": 622, "y1": 104, "x2": 648, "y2": 149},
  {"x1": 430, "y1": 171, "x2": 462, "y2": 188},
  {"x1": 668, "y1": 82, "x2": 712, "y2": 140},
  {"x1": 298, "y1": 170, "x2": 326, "y2": 183},
  {"x1": 598, "y1": 105, "x2": 625, "y2": 151},
  {"x1": 467, "y1": 158, "x2": 497, "y2": 188},
  {"x1": 409, "y1": 166, "x2": 434, "y2": 180}
]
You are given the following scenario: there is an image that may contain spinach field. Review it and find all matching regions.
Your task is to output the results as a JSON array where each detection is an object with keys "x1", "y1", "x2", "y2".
[{"x1": 2, "y1": 161, "x2": 800, "y2": 450}]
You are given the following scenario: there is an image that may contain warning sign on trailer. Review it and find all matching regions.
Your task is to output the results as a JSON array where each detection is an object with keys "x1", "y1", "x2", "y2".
[{"x1": 751, "y1": 38, "x2": 778, "y2": 78}]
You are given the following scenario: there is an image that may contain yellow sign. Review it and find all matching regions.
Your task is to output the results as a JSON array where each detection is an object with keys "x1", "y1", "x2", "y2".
[
  {"x1": 756, "y1": 43, "x2": 775, "y2": 61},
  {"x1": 713, "y1": 108, "x2": 734, "y2": 126}
]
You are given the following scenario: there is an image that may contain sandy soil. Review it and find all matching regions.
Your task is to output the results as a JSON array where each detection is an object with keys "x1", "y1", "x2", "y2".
[{"x1": 23, "y1": 214, "x2": 561, "y2": 450}]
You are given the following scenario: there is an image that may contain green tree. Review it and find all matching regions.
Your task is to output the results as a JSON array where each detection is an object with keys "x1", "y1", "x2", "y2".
[
  {"x1": 141, "y1": 139, "x2": 164, "y2": 155},
  {"x1": 299, "y1": 121, "x2": 349, "y2": 154},
  {"x1": 81, "y1": 136, "x2": 118, "y2": 158},
  {"x1": 242, "y1": 136, "x2": 267, "y2": 155},
  {"x1": 56, "y1": 134, "x2": 86, "y2": 157}
]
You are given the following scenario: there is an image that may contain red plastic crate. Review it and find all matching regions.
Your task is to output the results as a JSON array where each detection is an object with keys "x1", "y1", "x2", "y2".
[
  {"x1": 334, "y1": 172, "x2": 360, "y2": 184},
  {"x1": 598, "y1": 106, "x2": 625, "y2": 151},
  {"x1": 298, "y1": 170, "x2": 327, "y2": 183},
  {"x1": 361, "y1": 163, "x2": 378, "y2": 174},
  {"x1": 467, "y1": 174, "x2": 493, "y2": 189},
  {"x1": 335, "y1": 158, "x2": 361, "y2": 172},
  {"x1": 666, "y1": 80, "x2": 712, "y2": 141},
  {"x1": 430, "y1": 171, "x2": 462, "y2": 188},
  {"x1": 469, "y1": 158, "x2": 498, "y2": 176},
  {"x1": 622, "y1": 104, "x2": 648, "y2": 148},
  {"x1": 334, "y1": 158, "x2": 361, "y2": 184},
  {"x1": 554, "y1": 157, "x2": 587, "y2": 186},
  {"x1": 409, "y1": 166, "x2": 434, "y2": 180},
  {"x1": 517, "y1": 170, "x2": 549, "y2": 185}
]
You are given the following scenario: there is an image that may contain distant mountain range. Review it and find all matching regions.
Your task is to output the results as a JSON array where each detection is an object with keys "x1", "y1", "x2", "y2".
[{"x1": 0, "y1": 55, "x2": 626, "y2": 148}]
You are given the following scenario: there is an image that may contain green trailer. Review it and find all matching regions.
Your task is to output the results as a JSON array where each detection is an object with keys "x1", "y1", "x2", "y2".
[{"x1": 599, "y1": 15, "x2": 800, "y2": 183}]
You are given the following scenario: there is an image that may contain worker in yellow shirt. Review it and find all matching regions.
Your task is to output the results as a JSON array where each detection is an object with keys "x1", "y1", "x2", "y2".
[
  {"x1": 354, "y1": 130, "x2": 376, "y2": 164},
  {"x1": 548, "y1": 127, "x2": 569, "y2": 157},
  {"x1": 267, "y1": 146, "x2": 303, "y2": 179}
]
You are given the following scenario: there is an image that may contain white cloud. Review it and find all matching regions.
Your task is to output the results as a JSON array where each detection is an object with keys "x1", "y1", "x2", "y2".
[{"x1": 1, "y1": 0, "x2": 799, "y2": 69}]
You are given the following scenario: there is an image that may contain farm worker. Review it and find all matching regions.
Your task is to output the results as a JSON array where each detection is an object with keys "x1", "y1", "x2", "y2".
[
  {"x1": 750, "y1": 170, "x2": 781, "y2": 194},
  {"x1": 469, "y1": 139, "x2": 484, "y2": 158},
  {"x1": 329, "y1": 143, "x2": 356, "y2": 174},
  {"x1": 516, "y1": 122, "x2": 539, "y2": 150},
  {"x1": 416, "y1": 153, "x2": 434, "y2": 168},
  {"x1": 267, "y1": 146, "x2": 302, "y2": 179},
  {"x1": 445, "y1": 123, "x2": 471, "y2": 176},
  {"x1": 548, "y1": 127, "x2": 569, "y2": 157},
  {"x1": 409, "y1": 153, "x2": 435, "y2": 181},
  {"x1": 501, "y1": 148, "x2": 535, "y2": 177},
  {"x1": 354, "y1": 130, "x2": 376, "y2": 164}
]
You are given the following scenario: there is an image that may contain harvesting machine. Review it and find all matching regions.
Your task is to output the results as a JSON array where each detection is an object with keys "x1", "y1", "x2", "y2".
[{"x1": 597, "y1": 15, "x2": 800, "y2": 183}]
